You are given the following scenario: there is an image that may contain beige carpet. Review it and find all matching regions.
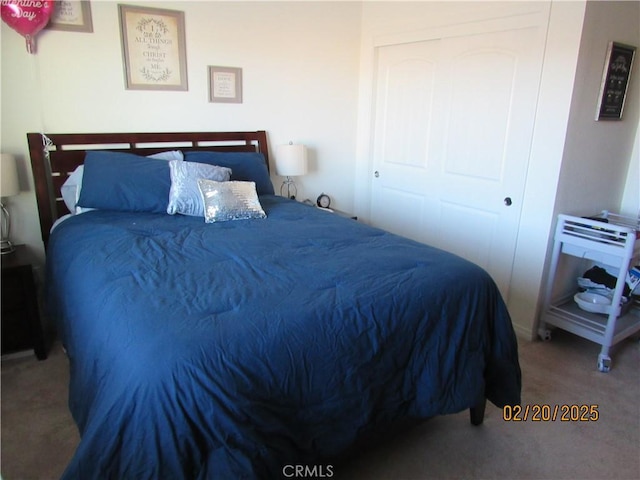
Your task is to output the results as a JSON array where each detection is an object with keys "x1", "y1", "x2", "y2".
[
  {"x1": 1, "y1": 344, "x2": 78, "y2": 480},
  {"x1": 1, "y1": 329, "x2": 639, "y2": 480}
]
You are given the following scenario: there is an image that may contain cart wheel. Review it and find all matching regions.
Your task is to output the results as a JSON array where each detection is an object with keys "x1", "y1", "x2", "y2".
[
  {"x1": 538, "y1": 328, "x2": 552, "y2": 342},
  {"x1": 597, "y1": 355, "x2": 611, "y2": 373}
]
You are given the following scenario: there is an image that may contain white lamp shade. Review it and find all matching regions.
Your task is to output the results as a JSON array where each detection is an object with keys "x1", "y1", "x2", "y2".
[
  {"x1": 1, "y1": 154, "x2": 19, "y2": 197},
  {"x1": 275, "y1": 144, "x2": 308, "y2": 177}
]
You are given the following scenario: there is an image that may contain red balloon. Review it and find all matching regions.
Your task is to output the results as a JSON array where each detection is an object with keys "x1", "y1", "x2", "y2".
[{"x1": 1, "y1": 0, "x2": 54, "y2": 54}]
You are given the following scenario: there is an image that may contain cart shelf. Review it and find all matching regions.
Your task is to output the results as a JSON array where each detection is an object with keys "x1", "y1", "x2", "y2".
[{"x1": 539, "y1": 211, "x2": 640, "y2": 372}]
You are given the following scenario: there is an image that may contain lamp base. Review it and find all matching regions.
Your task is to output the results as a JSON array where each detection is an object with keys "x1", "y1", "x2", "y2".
[
  {"x1": 1, "y1": 201, "x2": 15, "y2": 255},
  {"x1": 1, "y1": 239, "x2": 15, "y2": 255},
  {"x1": 280, "y1": 177, "x2": 298, "y2": 200}
]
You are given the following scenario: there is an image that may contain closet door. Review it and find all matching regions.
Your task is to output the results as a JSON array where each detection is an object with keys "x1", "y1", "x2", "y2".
[{"x1": 370, "y1": 15, "x2": 548, "y2": 300}]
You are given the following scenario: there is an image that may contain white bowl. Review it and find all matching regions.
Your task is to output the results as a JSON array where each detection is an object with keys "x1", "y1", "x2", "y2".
[{"x1": 574, "y1": 292, "x2": 611, "y2": 314}]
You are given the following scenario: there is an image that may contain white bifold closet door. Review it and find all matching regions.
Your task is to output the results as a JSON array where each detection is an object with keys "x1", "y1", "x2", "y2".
[{"x1": 370, "y1": 14, "x2": 548, "y2": 301}]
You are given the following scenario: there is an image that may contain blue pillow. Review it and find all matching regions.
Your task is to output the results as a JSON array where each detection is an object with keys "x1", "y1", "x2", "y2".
[
  {"x1": 184, "y1": 151, "x2": 274, "y2": 195},
  {"x1": 77, "y1": 151, "x2": 171, "y2": 213}
]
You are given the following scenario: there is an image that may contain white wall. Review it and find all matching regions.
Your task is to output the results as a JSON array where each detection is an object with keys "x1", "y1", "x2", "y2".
[
  {"x1": 1, "y1": 1, "x2": 362, "y2": 262},
  {"x1": 528, "y1": 0, "x2": 640, "y2": 337},
  {"x1": 621, "y1": 127, "x2": 639, "y2": 217},
  {"x1": 553, "y1": 0, "x2": 640, "y2": 218}
]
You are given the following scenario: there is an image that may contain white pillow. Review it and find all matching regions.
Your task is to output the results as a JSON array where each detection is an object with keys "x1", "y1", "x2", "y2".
[
  {"x1": 60, "y1": 165, "x2": 86, "y2": 213},
  {"x1": 147, "y1": 150, "x2": 184, "y2": 162},
  {"x1": 167, "y1": 160, "x2": 232, "y2": 216},
  {"x1": 60, "y1": 150, "x2": 184, "y2": 214}
]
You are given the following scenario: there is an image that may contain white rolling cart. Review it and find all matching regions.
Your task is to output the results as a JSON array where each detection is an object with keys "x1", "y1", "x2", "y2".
[{"x1": 538, "y1": 211, "x2": 640, "y2": 372}]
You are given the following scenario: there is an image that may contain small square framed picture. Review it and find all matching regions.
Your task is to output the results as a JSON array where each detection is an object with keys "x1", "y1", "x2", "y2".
[{"x1": 209, "y1": 66, "x2": 243, "y2": 103}]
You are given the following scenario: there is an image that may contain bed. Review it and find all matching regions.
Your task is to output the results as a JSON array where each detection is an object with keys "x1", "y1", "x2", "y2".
[{"x1": 27, "y1": 130, "x2": 521, "y2": 479}]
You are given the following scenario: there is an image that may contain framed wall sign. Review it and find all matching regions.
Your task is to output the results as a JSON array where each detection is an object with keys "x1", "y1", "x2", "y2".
[
  {"x1": 596, "y1": 41, "x2": 636, "y2": 120},
  {"x1": 208, "y1": 66, "x2": 243, "y2": 103},
  {"x1": 46, "y1": 1, "x2": 93, "y2": 32},
  {"x1": 118, "y1": 4, "x2": 188, "y2": 91}
]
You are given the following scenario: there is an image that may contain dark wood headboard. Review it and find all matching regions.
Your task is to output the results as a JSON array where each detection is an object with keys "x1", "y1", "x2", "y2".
[{"x1": 26, "y1": 130, "x2": 269, "y2": 246}]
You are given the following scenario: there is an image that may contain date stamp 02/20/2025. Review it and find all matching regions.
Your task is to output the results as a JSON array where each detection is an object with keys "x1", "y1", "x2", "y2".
[{"x1": 503, "y1": 404, "x2": 600, "y2": 422}]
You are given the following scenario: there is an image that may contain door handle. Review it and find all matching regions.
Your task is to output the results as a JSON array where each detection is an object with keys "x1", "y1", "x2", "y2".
[
  {"x1": 504, "y1": 197, "x2": 512, "y2": 206},
  {"x1": 374, "y1": 171, "x2": 380, "y2": 178}
]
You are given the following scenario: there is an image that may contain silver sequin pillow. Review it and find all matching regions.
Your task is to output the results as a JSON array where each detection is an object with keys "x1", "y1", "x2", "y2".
[
  {"x1": 197, "y1": 179, "x2": 267, "y2": 223},
  {"x1": 167, "y1": 160, "x2": 232, "y2": 216}
]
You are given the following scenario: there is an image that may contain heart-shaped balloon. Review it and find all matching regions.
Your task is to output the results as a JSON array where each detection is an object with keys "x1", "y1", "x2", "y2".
[{"x1": 1, "y1": 0, "x2": 54, "y2": 54}]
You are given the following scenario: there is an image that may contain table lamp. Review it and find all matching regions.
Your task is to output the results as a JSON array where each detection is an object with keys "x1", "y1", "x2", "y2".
[
  {"x1": 275, "y1": 143, "x2": 308, "y2": 199},
  {"x1": 1, "y1": 153, "x2": 20, "y2": 254}
]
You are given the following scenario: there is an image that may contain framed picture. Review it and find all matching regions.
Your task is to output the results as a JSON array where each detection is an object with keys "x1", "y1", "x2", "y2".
[
  {"x1": 46, "y1": 1, "x2": 93, "y2": 32},
  {"x1": 118, "y1": 4, "x2": 188, "y2": 91},
  {"x1": 596, "y1": 41, "x2": 636, "y2": 120},
  {"x1": 209, "y1": 66, "x2": 243, "y2": 103}
]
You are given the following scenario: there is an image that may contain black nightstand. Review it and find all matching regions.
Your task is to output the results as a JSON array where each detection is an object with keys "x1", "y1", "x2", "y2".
[{"x1": 1, "y1": 245, "x2": 47, "y2": 360}]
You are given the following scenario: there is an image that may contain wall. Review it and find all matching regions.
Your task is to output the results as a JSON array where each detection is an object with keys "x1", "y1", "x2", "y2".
[
  {"x1": 532, "y1": 0, "x2": 640, "y2": 331},
  {"x1": 553, "y1": 0, "x2": 640, "y2": 219},
  {"x1": 0, "y1": 1, "x2": 362, "y2": 263},
  {"x1": 534, "y1": 0, "x2": 640, "y2": 315},
  {"x1": 621, "y1": 127, "x2": 639, "y2": 217}
]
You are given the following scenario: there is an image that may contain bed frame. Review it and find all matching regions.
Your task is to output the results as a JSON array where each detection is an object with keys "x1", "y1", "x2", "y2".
[
  {"x1": 27, "y1": 131, "x2": 269, "y2": 246},
  {"x1": 26, "y1": 129, "x2": 488, "y2": 426}
]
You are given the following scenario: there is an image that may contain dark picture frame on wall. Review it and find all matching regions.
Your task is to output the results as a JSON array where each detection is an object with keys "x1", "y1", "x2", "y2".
[
  {"x1": 595, "y1": 41, "x2": 636, "y2": 121},
  {"x1": 46, "y1": 1, "x2": 93, "y2": 32},
  {"x1": 118, "y1": 4, "x2": 188, "y2": 91}
]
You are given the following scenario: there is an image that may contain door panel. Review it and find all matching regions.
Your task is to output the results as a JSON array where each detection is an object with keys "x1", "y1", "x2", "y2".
[
  {"x1": 376, "y1": 186, "x2": 426, "y2": 242},
  {"x1": 445, "y1": 50, "x2": 515, "y2": 180},
  {"x1": 371, "y1": 40, "x2": 440, "y2": 244},
  {"x1": 438, "y1": 200, "x2": 498, "y2": 270}
]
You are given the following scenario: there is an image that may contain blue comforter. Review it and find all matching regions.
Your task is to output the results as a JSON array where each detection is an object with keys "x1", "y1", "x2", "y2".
[{"x1": 47, "y1": 196, "x2": 520, "y2": 479}]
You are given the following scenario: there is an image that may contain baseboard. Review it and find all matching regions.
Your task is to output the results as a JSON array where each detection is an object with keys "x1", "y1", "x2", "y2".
[{"x1": 512, "y1": 321, "x2": 536, "y2": 341}]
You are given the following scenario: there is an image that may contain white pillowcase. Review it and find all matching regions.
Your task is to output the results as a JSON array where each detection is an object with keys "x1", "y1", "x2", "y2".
[
  {"x1": 60, "y1": 165, "x2": 88, "y2": 214},
  {"x1": 167, "y1": 160, "x2": 232, "y2": 216},
  {"x1": 60, "y1": 150, "x2": 184, "y2": 214},
  {"x1": 147, "y1": 150, "x2": 184, "y2": 162}
]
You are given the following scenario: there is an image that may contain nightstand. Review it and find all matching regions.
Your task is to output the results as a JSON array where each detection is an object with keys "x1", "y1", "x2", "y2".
[
  {"x1": 334, "y1": 209, "x2": 358, "y2": 221},
  {"x1": 1, "y1": 245, "x2": 47, "y2": 360},
  {"x1": 317, "y1": 207, "x2": 358, "y2": 221},
  {"x1": 300, "y1": 200, "x2": 358, "y2": 220}
]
